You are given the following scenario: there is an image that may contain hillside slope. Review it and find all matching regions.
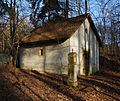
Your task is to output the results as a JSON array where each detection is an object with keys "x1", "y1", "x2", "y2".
[{"x1": 0, "y1": 56, "x2": 120, "y2": 101}]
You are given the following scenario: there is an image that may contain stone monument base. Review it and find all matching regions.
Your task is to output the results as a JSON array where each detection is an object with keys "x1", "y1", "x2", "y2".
[{"x1": 67, "y1": 79, "x2": 78, "y2": 87}]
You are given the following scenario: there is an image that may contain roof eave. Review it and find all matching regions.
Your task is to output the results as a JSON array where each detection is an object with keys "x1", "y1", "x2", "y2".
[{"x1": 19, "y1": 37, "x2": 69, "y2": 48}]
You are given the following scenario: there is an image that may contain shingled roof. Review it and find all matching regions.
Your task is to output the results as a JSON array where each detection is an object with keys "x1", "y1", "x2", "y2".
[{"x1": 20, "y1": 13, "x2": 102, "y2": 47}]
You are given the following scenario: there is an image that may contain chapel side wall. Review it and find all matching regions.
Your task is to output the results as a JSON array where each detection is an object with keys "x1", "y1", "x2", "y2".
[{"x1": 19, "y1": 39, "x2": 70, "y2": 74}]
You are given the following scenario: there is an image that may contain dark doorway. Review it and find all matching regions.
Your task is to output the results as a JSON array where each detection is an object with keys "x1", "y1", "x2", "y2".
[{"x1": 82, "y1": 49, "x2": 90, "y2": 75}]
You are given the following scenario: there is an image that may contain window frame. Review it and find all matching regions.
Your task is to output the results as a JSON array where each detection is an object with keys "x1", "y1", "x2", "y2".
[{"x1": 38, "y1": 48, "x2": 44, "y2": 57}]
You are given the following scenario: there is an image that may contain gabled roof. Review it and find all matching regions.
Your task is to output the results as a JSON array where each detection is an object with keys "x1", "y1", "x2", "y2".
[{"x1": 20, "y1": 13, "x2": 102, "y2": 47}]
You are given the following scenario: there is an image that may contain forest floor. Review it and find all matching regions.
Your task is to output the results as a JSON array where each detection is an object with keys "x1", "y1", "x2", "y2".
[{"x1": 0, "y1": 55, "x2": 120, "y2": 101}]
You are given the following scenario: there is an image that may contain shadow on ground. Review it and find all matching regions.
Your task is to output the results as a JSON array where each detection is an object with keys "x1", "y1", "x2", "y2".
[
  {"x1": 0, "y1": 55, "x2": 120, "y2": 101},
  {"x1": 99, "y1": 56, "x2": 120, "y2": 72},
  {"x1": 20, "y1": 69, "x2": 85, "y2": 101}
]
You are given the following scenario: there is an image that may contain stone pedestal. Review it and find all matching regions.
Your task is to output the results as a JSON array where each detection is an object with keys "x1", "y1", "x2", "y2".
[{"x1": 67, "y1": 51, "x2": 78, "y2": 87}]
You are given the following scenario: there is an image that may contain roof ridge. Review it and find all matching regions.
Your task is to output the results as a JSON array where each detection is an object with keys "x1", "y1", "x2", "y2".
[
  {"x1": 30, "y1": 13, "x2": 90, "y2": 33},
  {"x1": 20, "y1": 13, "x2": 102, "y2": 47}
]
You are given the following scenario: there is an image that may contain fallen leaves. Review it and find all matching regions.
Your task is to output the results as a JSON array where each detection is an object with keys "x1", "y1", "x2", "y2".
[{"x1": 0, "y1": 55, "x2": 120, "y2": 101}]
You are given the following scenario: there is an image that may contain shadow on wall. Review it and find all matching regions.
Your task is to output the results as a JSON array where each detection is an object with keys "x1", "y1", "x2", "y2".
[
  {"x1": 44, "y1": 47, "x2": 67, "y2": 74},
  {"x1": 82, "y1": 49, "x2": 90, "y2": 75}
]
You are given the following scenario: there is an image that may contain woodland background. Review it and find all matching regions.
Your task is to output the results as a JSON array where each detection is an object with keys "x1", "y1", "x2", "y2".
[
  {"x1": 0, "y1": 1, "x2": 120, "y2": 100},
  {"x1": 0, "y1": 0, "x2": 120, "y2": 64}
]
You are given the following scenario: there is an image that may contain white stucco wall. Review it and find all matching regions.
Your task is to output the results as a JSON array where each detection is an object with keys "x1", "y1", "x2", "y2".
[
  {"x1": 19, "y1": 18, "x2": 99, "y2": 75},
  {"x1": 89, "y1": 21, "x2": 99, "y2": 74},
  {"x1": 70, "y1": 18, "x2": 99, "y2": 75},
  {"x1": 19, "y1": 39, "x2": 70, "y2": 74}
]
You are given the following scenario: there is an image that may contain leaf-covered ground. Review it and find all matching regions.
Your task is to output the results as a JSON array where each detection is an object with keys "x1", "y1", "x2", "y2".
[{"x1": 0, "y1": 55, "x2": 120, "y2": 101}]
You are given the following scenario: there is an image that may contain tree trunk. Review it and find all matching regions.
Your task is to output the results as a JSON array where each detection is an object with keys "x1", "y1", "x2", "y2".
[
  {"x1": 9, "y1": 55, "x2": 13, "y2": 65},
  {"x1": 9, "y1": 48, "x2": 14, "y2": 65},
  {"x1": 103, "y1": 11, "x2": 106, "y2": 55},
  {"x1": 65, "y1": 0, "x2": 69, "y2": 19},
  {"x1": 110, "y1": 14, "x2": 114, "y2": 55},
  {"x1": 85, "y1": 0, "x2": 87, "y2": 14},
  {"x1": 9, "y1": 0, "x2": 16, "y2": 65},
  {"x1": 48, "y1": 8, "x2": 51, "y2": 21},
  {"x1": 76, "y1": 0, "x2": 82, "y2": 15}
]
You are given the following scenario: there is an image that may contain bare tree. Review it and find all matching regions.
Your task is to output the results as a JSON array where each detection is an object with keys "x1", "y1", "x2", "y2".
[{"x1": 0, "y1": 0, "x2": 32, "y2": 65}]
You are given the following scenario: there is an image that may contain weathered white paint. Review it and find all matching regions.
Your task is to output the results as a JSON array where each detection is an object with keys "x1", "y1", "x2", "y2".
[
  {"x1": 70, "y1": 18, "x2": 99, "y2": 75},
  {"x1": 19, "y1": 39, "x2": 70, "y2": 74},
  {"x1": 19, "y1": 18, "x2": 99, "y2": 75}
]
